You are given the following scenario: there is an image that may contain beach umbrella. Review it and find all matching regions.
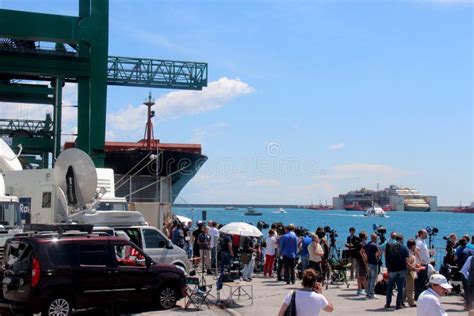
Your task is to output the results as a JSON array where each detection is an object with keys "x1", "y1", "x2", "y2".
[
  {"x1": 219, "y1": 222, "x2": 263, "y2": 237},
  {"x1": 176, "y1": 215, "x2": 192, "y2": 226}
]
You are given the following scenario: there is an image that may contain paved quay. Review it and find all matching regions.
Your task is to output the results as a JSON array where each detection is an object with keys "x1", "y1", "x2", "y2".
[{"x1": 145, "y1": 273, "x2": 469, "y2": 316}]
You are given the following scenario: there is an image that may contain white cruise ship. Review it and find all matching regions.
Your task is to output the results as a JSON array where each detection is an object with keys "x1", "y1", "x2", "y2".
[{"x1": 387, "y1": 186, "x2": 430, "y2": 211}]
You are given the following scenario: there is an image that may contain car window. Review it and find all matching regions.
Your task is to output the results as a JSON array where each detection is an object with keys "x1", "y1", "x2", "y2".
[
  {"x1": 79, "y1": 244, "x2": 108, "y2": 266},
  {"x1": 113, "y1": 244, "x2": 146, "y2": 268},
  {"x1": 143, "y1": 229, "x2": 167, "y2": 249},
  {"x1": 48, "y1": 244, "x2": 75, "y2": 266},
  {"x1": 5, "y1": 241, "x2": 32, "y2": 271}
]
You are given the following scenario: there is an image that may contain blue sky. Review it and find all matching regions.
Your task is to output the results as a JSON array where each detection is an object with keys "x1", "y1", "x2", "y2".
[{"x1": 1, "y1": 0, "x2": 472, "y2": 205}]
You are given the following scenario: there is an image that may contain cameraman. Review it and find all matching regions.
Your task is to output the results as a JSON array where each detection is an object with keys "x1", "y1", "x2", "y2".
[
  {"x1": 415, "y1": 229, "x2": 430, "y2": 300},
  {"x1": 345, "y1": 227, "x2": 358, "y2": 280}
]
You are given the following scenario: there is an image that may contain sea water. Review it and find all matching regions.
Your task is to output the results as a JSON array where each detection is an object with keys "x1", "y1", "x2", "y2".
[{"x1": 173, "y1": 207, "x2": 474, "y2": 268}]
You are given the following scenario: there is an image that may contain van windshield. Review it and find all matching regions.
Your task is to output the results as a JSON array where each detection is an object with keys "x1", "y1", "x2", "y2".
[{"x1": 0, "y1": 202, "x2": 21, "y2": 228}]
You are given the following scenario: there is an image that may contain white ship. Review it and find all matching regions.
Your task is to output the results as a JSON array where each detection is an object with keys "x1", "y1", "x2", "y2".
[
  {"x1": 388, "y1": 186, "x2": 430, "y2": 211},
  {"x1": 364, "y1": 205, "x2": 386, "y2": 217}
]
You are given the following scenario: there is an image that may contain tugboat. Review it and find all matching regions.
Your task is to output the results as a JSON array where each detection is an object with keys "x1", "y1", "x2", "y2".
[{"x1": 244, "y1": 207, "x2": 263, "y2": 216}]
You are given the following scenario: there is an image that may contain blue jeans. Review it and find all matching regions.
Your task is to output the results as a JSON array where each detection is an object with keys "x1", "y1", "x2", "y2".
[
  {"x1": 242, "y1": 257, "x2": 255, "y2": 280},
  {"x1": 301, "y1": 255, "x2": 309, "y2": 272},
  {"x1": 367, "y1": 264, "x2": 378, "y2": 297},
  {"x1": 386, "y1": 270, "x2": 407, "y2": 307}
]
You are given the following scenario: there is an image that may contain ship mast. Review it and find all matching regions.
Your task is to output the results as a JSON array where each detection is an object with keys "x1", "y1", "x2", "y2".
[{"x1": 143, "y1": 92, "x2": 155, "y2": 149}]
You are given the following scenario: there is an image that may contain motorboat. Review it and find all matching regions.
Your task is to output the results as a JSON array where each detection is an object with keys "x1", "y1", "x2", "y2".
[
  {"x1": 244, "y1": 207, "x2": 263, "y2": 216},
  {"x1": 272, "y1": 207, "x2": 287, "y2": 214},
  {"x1": 225, "y1": 206, "x2": 238, "y2": 210},
  {"x1": 364, "y1": 205, "x2": 386, "y2": 217}
]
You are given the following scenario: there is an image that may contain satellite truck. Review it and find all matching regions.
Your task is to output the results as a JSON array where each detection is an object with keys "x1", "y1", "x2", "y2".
[
  {"x1": 1, "y1": 143, "x2": 191, "y2": 273},
  {"x1": 0, "y1": 140, "x2": 23, "y2": 260}
]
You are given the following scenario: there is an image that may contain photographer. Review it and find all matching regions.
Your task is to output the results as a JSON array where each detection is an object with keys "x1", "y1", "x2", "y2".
[
  {"x1": 415, "y1": 229, "x2": 430, "y2": 300},
  {"x1": 278, "y1": 269, "x2": 334, "y2": 316},
  {"x1": 345, "y1": 227, "x2": 358, "y2": 280}
]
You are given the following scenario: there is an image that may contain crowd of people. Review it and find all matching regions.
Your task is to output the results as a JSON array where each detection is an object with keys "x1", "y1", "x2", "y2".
[{"x1": 164, "y1": 217, "x2": 474, "y2": 314}]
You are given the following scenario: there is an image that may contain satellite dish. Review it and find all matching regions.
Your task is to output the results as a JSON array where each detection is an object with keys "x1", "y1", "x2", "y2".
[
  {"x1": 0, "y1": 138, "x2": 22, "y2": 172},
  {"x1": 54, "y1": 148, "x2": 97, "y2": 208}
]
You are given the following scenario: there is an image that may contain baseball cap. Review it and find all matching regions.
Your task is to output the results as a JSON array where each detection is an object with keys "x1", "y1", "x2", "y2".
[{"x1": 429, "y1": 274, "x2": 453, "y2": 290}]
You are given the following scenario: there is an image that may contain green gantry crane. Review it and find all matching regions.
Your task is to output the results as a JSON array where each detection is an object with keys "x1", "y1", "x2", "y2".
[{"x1": 0, "y1": 0, "x2": 207, "y2": 167}]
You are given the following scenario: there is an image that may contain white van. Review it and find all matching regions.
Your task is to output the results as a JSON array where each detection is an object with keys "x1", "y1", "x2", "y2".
[{"x1": 94, "y1": 225, "x2": 191, "y2": 274}]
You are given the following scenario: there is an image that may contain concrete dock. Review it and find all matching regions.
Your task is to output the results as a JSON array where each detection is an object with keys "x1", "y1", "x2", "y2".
[{"x1": 146, "y1": 273, "x2": 469, "y2": 316}]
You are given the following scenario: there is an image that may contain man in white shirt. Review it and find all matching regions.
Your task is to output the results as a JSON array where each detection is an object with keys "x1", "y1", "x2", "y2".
[
  {"x1": 461, "y1": 255, "x2": 473, "y2": 311},
  {"x1": 208, "y1": 221, "x2": 220, "y2": 270},
  {"x1": 417, "y1": 273, "x2": 452, "y2": 316},
  {"x1": 415, "y1": 229, "x2": 430, "y2": 300}
]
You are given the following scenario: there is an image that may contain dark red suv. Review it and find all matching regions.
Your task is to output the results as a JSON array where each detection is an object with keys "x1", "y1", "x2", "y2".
[{"x1": 1, "y1": 231, "x2": 186, "y2": 315}]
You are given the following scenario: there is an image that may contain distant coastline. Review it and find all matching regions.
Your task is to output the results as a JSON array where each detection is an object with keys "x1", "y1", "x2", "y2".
[{"x1": 172, "y1": 204, "x2": 460, "y2": 212}]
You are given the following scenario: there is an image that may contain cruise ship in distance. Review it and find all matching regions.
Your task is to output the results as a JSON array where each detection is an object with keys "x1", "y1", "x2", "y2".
[
  {"x1": 387, "y1": 186, "x2": 430, "y2": 211},
  {"x1": 333, "y1": 184, "x2": 435, "y2": 212}
]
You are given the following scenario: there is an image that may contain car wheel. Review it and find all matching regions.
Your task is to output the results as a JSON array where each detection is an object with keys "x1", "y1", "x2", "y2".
[
  {"x1": 157, "y1": 285, "x2": 178, "y2": 310},
  {"x1": 43, "y1": 296, "x2": 73, "y2": 316}
]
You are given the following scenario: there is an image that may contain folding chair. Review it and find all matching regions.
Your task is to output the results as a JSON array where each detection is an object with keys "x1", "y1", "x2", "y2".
[{"x1": 185, "y1": 277, "x2": 212, "y2": 310}]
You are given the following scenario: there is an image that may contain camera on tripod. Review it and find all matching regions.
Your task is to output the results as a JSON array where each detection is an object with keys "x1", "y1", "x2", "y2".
[
  {"x1": 324, "y1": 226, "x2": 338, "y2": 243},
  {"x1": 373, "y1": 224, "x2": 387, "y2": 244},
  {"x1": 295, "y1": 226, "x2": 309, "y2": 237},
  {"x1": 256, "y1": 221, "x2": 269, "y2": 231},
  {"x1": 426, "y1": 226, "x2": 439, "y2": 236}
]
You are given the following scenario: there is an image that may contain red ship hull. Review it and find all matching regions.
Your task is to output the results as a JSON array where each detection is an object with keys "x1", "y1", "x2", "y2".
[{"x1": 452, "y1": 207, "x2": 474, "y2": 214}]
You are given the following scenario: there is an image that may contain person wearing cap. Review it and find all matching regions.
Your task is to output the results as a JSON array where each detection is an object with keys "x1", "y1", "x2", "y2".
[{"x1": 417, "y1": 273, "x2": 452, "y2": 316}]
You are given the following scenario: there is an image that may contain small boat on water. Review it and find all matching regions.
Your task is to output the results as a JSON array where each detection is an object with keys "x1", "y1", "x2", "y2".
[
  {"x1": 272, "y1": 207, "x2": 287, "y2": 214},
  {"x1": 364, "y1": 205, "x2": 386, "y2": 217},
  {"x1": 225, "y1": 206, "x2": 238, "y2": 210},
  {"x1": 244, "y1": 207, "x2": 263, "y2": 216}
]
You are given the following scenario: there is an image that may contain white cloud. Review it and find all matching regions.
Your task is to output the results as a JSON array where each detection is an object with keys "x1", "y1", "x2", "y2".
[
  {"x1": 328, "y1": 143, "x2": 345, "y2": 151},
  {"x1": 246, "y1": 178, "x2": 281, "y2": 187},
  {"x1": 107, "y1": 77, "x2": 254, "y2": 135},
  {"x1": 156, "y1": 77, "x2": 255, "y2": 119}
]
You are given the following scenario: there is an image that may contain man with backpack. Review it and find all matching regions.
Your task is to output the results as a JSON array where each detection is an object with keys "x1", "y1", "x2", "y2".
[{"x1": 385, "y1": 234, "x2": 409, "y2": 310}]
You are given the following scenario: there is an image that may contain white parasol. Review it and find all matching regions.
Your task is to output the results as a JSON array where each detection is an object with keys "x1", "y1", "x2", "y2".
[
  {"x1": 219, "y1": 222, "x2": 263, "y2": 237},
  {"x1": 176, "y1": 215, "x2": 192, "y2": 226}
]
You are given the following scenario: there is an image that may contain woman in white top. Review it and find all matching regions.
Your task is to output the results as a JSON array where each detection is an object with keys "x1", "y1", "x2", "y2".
[
  {"x1": 264, "y1": 229, "x2": 277, "y2": 277},
  {"x1": 308, "y1": 234, "x2": 324, "y2": 274},
  {"x1": 278, "y1": 269, "x2": 334, "y2": 316}
]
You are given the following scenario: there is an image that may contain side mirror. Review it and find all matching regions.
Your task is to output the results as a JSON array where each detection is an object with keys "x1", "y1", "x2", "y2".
[{"x1": 166, "y1": 240, "x2": 173, "y2": 249}]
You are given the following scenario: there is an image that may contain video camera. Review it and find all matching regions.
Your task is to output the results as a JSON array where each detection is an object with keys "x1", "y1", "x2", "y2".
[
  {"x1": 256, "y1": 220, "x2": 269, "y2": 231},
  {"x1": 324, "y1": 226, "x2": 338, "y2": 245},
  {"x1": 426, "y1": 226, "x2": 439, "y2": 236},
  {"x1": 373, "y1": 224, "x2": 387, "y2": 244},
  {"x1": 295, "y1": 226, "x2": 309, "y2": 237}
]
